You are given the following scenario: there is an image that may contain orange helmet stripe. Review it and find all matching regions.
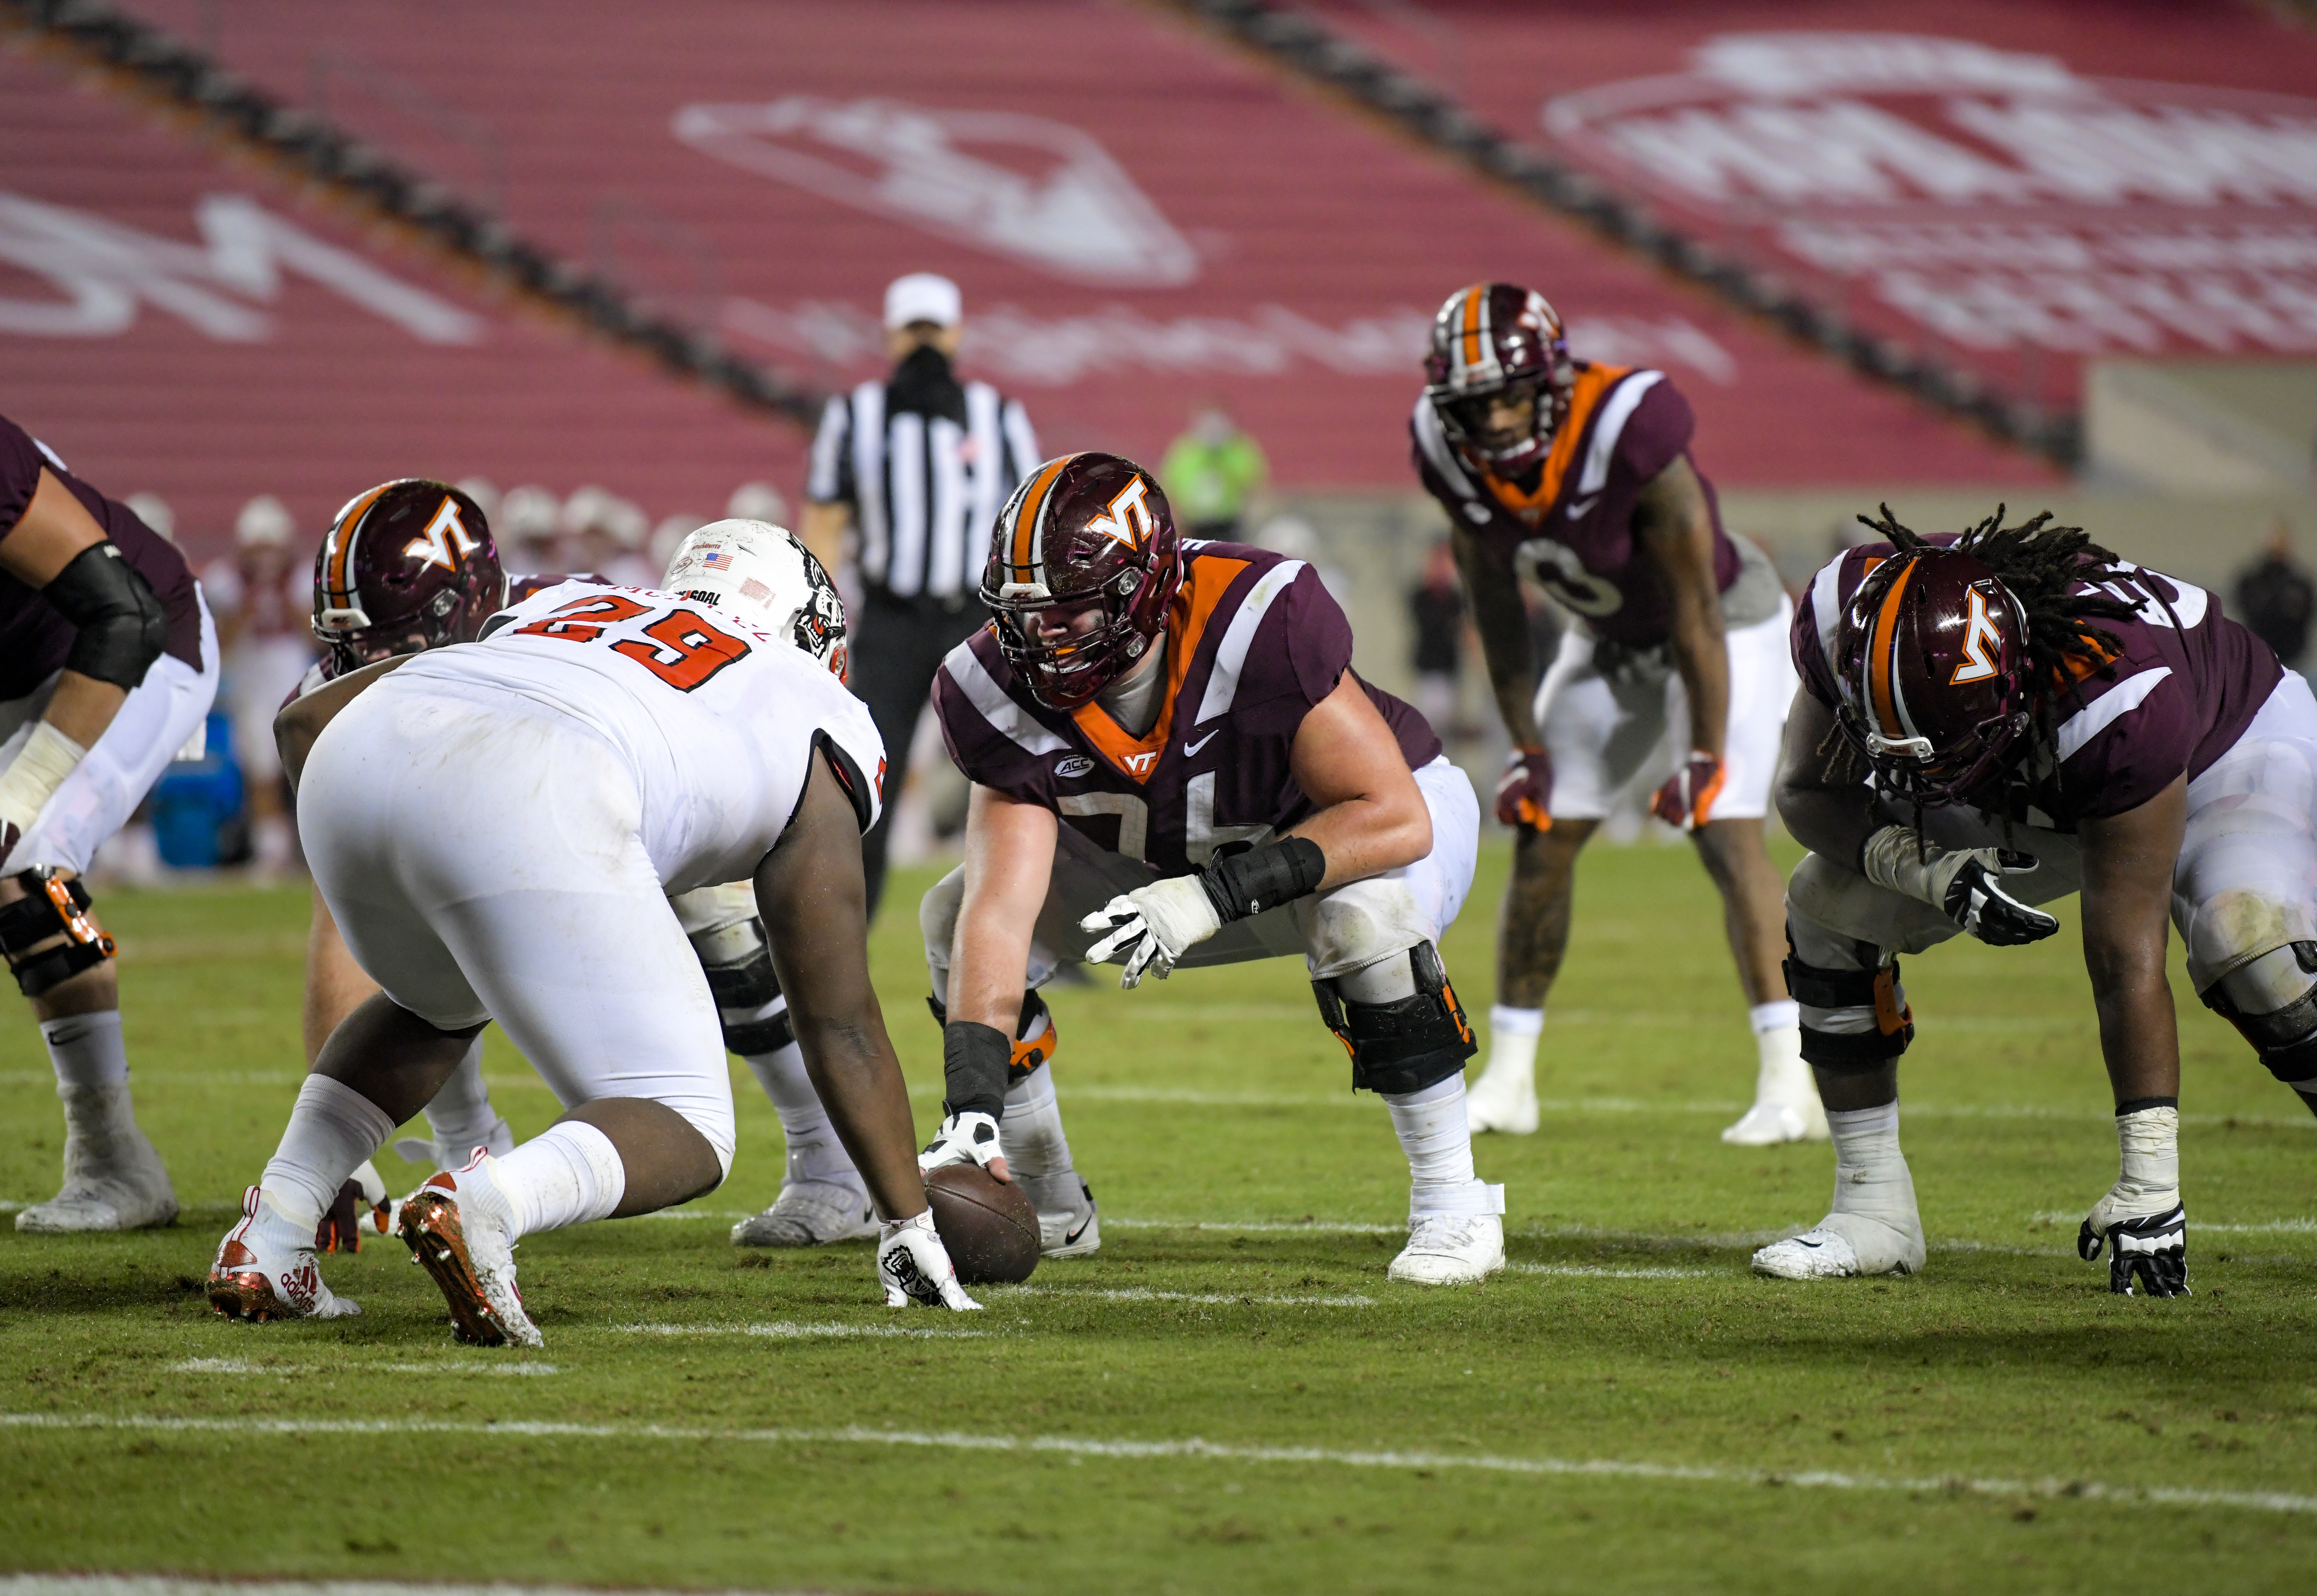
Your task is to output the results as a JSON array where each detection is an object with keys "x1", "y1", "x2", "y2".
[
  {"x1": 1458, "y1": 283, "x2": 1486, "y2": 372},
  {"x1": 1866, "y1": 557, "x2": 1917, "y2": 738},
  {"x1": 1008, "y1": 455, "x2": 1074, "y2": 584},
  {"x1": 323, "y1": 482, "x2": 394, "y2": 608}
]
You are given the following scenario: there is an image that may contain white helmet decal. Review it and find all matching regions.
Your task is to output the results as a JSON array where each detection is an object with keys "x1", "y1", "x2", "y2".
[{"x1": 661, "y1": 518, "x2": 848, "y2": 677}]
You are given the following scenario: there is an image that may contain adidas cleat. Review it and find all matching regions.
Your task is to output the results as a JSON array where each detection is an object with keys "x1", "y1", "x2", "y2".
[
  {"x1": 731, "y1": 1180, "x2": 879, "y2": 1247},
  {"x1": 1389, "y1": 1211, "x2": 1506, "y2": 1285},
  {"x1": 207, "y1": 1186, "x2": 361, "y2": 1323},
  {"x1": 397, "y1": 1176, "x2": 540, "y2": 1348}
]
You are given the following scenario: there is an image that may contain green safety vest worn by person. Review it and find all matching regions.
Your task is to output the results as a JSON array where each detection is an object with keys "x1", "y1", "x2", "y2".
[{"x1": 1161, "y1": 430, "x2": 1267, "y2": 527}]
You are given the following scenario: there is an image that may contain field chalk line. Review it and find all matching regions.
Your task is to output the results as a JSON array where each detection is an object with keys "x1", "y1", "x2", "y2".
[{"x1": 4, "y1": 1411, "x2": 2308, "y2": 1517}]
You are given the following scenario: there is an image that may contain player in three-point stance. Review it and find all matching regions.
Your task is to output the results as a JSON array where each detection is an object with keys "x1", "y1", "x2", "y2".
[
  {"x1": 0, "y1": 413, "x2": 219, "y2": 1233},
  {"x1": 280, "y1": 485, "x2": 871, "y2": 1254},
  {"x1": 1755, "y1": 507, "x2": 2301, "y2": 1295},
  {"x1": 912, "y1": 451, "x2": 1503, "y2": 1285},
  {"x1": 208, "y1": 525, "x2": 975, "y2": 1342},
  {"x1": 1411, "y1": 283, "x2": 1817, "y2": 1146}
]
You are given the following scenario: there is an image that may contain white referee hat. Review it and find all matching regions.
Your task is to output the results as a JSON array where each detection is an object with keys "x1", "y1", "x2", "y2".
[{"x1": 884, "y1": 272, "x2": 962, "y2": 331}]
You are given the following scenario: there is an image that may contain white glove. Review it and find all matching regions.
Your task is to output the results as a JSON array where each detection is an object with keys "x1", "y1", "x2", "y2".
[
  {"x1": 877, "y1": 1211, "x2": 981, "y2": 1310},
  {"x1": 1079, "y1": 875, "x2": 1222, "y2": 988},
  {"x1": 1859, "y1": 825, "x2": 2059, "y2": 946},
  {"x1": 918, "y1": 1110, "x2": 1005, "y2": 1175}
]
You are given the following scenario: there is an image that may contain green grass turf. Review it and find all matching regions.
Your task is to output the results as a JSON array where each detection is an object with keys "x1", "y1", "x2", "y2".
[{"x1": 3, "y1": 840, "x2": 2314, "y2": 1595}]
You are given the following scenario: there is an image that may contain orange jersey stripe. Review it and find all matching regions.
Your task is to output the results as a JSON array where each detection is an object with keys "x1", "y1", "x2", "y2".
[
  {"x1": 1479, "y1": 363, "x2": 1629, "y2": 516},
  {"x1": 1069, "y1": 553, "x2": 1248, "y2": 782}
]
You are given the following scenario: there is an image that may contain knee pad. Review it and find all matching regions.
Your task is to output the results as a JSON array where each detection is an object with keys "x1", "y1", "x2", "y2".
[
  {"x1": 925, "y1": 988, "x2": 1059, "y2": 1080},
  {"x1": 0, "y1": 869, "x2": 117, "y2": 998},
  {"x1": 686, "y1": 913, "x2": 793, "y2": 1056},
  {"x1": 1312, "y1": 940, "x2": 1476, "y2": 1095},
  {"x1": 2202, "y1": 942, "x2": 2317, "y2": 1088},
  {"x1": 1784, "y1": 933, "x2": 1912, "y2": 1072}
]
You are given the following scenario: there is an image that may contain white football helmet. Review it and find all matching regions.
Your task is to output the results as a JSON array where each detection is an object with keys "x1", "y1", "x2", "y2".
[{"x1": 661, "y1": 518, "x2": 847, "y2": 677}]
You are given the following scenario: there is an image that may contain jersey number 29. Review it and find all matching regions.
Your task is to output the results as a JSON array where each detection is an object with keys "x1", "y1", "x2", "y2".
[{"x1": 512, "y1": 593, "x2": 749, "y2": 692}]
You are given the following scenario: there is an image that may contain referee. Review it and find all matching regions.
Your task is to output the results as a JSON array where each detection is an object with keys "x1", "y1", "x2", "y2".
[{"x1": 801, "y1": 272, "x2": 1041, "y2": 916}]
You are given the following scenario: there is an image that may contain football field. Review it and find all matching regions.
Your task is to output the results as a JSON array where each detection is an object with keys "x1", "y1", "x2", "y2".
[{"x1": 3, "y1": 841, "x2": 2314, "y2": 1595}]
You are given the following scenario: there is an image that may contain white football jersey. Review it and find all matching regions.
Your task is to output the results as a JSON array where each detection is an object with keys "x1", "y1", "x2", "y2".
[{"x1": 378, "y1": 581, "x2": 884, "y2": 891}]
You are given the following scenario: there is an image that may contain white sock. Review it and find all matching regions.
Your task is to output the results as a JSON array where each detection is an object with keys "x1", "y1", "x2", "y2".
[
  {"x1": 1748, "y1": 1004, "x2": 1810, "y2": 1104},
  {"x1": 42, "y1": 1011, "x2": 129, "y2": 1090},
  {"x1": 260, "y1": 1075, "x2": 398, "y2": 1232},
  {"x1": 1000, "y1": 1062, "x2": 1075, "y2": 1180},
  {"x1": 743, "y1": 1040, "x2": 863, "y2": 1188},
  {"x1": 1481, "y1": 1005, "x2": 1542, "y2": 1082},
  {"x1": 1384, "y1": 1075, "x2": 1501, "y2": 1218},
  {"x1": 421, "y1": 1037, "x2": 504, "y2": 1159},
  {"x1": 1825, "y1": 1100, "x2": 1916, "y2": 1230},
  {"x1": 483, "y1": 1121, "x2": 627, "y2": 1239}
]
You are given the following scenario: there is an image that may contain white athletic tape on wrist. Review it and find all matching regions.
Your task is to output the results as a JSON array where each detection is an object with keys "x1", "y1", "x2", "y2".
[{"x1": 0, "y1": 720, "x2": 87, "y2": 834}]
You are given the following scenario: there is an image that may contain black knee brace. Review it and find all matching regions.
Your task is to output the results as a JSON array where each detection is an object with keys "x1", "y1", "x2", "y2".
[
  {"x1": 689, "y1": 916, "x2": 793, "y2": 1055},
  {"x1": 2199, "y1": 950, "x2": 2317, "y2": 1086},
  {"x1": 1312, "y1": 940, "x2": 1476, "y2": 1095},
  {"x1": 1784, "y1": 942, "x2": 1912, "y2": 1071},
  {"x1": 0, "y1": 868, "x2": 116, "y2": 998},
  {"x1": 926, "y1": 988, "x2": 1057, "y2": 1081}
]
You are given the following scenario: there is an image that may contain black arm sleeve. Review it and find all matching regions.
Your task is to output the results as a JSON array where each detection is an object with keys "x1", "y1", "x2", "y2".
[
  {"x1": 1199, "y1": 836, "x2": 1327, "y2": 923},
  {"x1": 45, "y1": 543, "x2": 169, "y2": 691},
  {"x1": 941, "y1": 1020, "x2": 1012, "y2": 1122}
]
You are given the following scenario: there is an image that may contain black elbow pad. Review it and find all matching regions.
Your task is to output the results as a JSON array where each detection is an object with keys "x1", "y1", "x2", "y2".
[{"x1": 47, "y1": 544, "x2": 168, "y2": 691}]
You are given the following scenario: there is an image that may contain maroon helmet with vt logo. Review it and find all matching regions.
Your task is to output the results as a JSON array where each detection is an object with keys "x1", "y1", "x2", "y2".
[
  {"x1": 1834, "y1": 543, "x2": 2034, "y2": 805},
  {"x1": 981, "y1": 452, "x2": 1182, "y2": 711},
  {"x1": 313, "y1": 479, "x2": 506, "y2": 673},
  {"x1": 1423, "y1": 282, "x2": 1575, "y2": 477}
]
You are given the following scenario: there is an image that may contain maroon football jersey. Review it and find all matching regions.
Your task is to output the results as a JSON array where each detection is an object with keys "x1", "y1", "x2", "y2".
[
  {"x1": 1411, "y1": 364, "x2": 1739, "y2": 649},
  {"x1": 1796, "y1": 538, "x2": 2283, "y2": 825},
  {"x1": 934, "y1": 543, "x2": 1442, "y2": 878},
  {"x1": 0, "y1": 415, "x2": 203, "y2": 701}
]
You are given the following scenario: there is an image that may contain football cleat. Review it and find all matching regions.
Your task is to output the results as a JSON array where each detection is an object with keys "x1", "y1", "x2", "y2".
[
  {"x1": 1018, "y1": 1173, "x2": 1101, "y2": 1258},
  {"x1": 396, "y1": 1171, "x2": 540, "y2": 1348},
  {"x1": 15, "y1": 1083, "x2": 177, "y2": 1233},
  {"x1": 1752, "y1": 1211, "x2": 1926, "y2": 1280},
  {"x1": 208, "y1": 1185, "x2": 361, "y2": 1322},
  {"x1": 1389, "y1": 1212, "x2": 1506, "y2": 1285},
  {"x1": 730, "y1": 1179, "x2": 879, "y2": 1248},
  {"x1": 1464, "y1": 1062, "x2": 1538, "y2": 1136},
  {"x1": 1720, "y1": 1098, "x2": 1830, "y2": 1147}
]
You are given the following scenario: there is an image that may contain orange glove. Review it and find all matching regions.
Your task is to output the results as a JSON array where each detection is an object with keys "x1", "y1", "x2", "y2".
[
  {"x1": 1651, "y1": 750, "x2": 1725, "y2": 832},
  {"x1": 1494, "y1": 746, "x2": 1552, "y2": 832}
]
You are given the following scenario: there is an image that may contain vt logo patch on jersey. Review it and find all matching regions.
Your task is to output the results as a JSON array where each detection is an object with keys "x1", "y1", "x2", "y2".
[
  {"x1": 404, "y1": 496, "x2": 480, "y2": 573},
  {"x1": 1086, "y1": 477, "x2": 1158, "y2": 553},
  {"x1": 1122, "y1": 750, "x2": 1159, "y2": 776}
]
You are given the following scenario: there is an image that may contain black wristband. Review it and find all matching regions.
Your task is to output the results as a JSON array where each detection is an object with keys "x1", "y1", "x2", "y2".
[
  {"x1": 941, "y1": 1020, "x2": 1011, "y2": 1122},
  {"x1": 1198, "y1": 836, "x2": 1327, "y2": 924},
  {"x1": 2114, "y1": 1096, "x2": 2180, "y2": 1117}
]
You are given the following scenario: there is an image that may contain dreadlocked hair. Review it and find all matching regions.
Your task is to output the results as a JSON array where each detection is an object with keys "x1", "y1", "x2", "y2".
[{"x1": 1856, "y1": 502, "x2": 2142, "y2": 812}]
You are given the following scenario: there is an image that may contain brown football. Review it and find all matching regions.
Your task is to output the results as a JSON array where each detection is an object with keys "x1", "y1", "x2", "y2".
[{"x1": 925, "y1": 1164, "x2": 1041, "y2": 1285}]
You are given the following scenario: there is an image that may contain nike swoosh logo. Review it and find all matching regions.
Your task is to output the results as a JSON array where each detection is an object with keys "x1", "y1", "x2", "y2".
[
  {"x1": 1795, "y1": 1238, "x2": 1823, "y2": 1249},
  {"x1": 1567, "y1": 494, "x2": 1601, "y2": 520},
  {"x1": 1064, "y1": 1213, "x2": 1094, "y2": 1247},
  {"x1": 1184, "y1": 731, "x2": 1218, "y2": 757}
]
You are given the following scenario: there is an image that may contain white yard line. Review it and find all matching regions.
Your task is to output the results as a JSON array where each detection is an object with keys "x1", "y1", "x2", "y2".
[
  {"x1": 1513, "y1": 1264, "x2": 1714, "y2": 1279},
  {"x1": 2, "y1": 1580, "x2": 809, "y2": 1596},
  {"x1": 4, "y1": 1411, "x2": 2308, "y2": 1517},
  {"x1": 989, "y1": 1286, "x2": 1376, "y2": 1307},
  {"x1": 609, "y1": 1321, "x2": 985, "y2": 1340},
  {"x1": 169, "y1": 1357, "x2": 556, "y2": 1377}
]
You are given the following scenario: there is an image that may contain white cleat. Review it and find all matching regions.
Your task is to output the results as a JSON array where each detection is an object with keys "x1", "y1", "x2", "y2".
[
  {"x1": 1464, "y1": 1065, "x2": 1539, "y2": 1136},
  {"x1": 731, "y1": 1180, "x2": 879, "y2": 1247},
  {"x1": 1019, "y1": 1173, "x2": 1101, "y2": 1257},
  {"x1": 1720, "y1": 1097, "x2": 1831, "y2": 1146},
  {"x1": 207, "y1": 1186, "x2": 361, "y2": 1322},
  {"x1": 16, "y1": 1083, "x2": 177, "y2": 1233},
  {"x1": 397, "y1": 1172, "x2": 541, "y2": 1347},
  {"x1": 1389, "y1": 1212, "x2": 1506, "y2": 1285},
  {"x1": 1752, "y1": 1212, "x2": 1926, "y2": 1280}
]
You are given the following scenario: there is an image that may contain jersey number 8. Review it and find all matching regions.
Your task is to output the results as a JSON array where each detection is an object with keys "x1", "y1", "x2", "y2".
[{"x1": 512, "y1": 593, "x2": 750, "y2": 693}]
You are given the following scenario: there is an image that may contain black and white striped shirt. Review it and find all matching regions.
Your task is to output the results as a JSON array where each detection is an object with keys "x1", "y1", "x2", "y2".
[{"x1": 806, "y1": 353, "x2": 1041, "y2": 601}]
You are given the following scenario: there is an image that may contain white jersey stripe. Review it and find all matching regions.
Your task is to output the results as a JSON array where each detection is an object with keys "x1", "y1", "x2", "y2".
[
  {"x1": 1576, "y1": 371, "x2": 1664, "y2": 498},
  {"x1": 1809, "y1": 555, "x2": 1846, "y2": 673},
  {"x1": 942, "y1": 641, "x2": 1068, "y2": 757},
  {"x1": 2057, "y1": 666, "x2": 2172, "y2": 762},
  {"x1": 1195, "y1": 560, "x2": 1308, "y2": 725},
  {"x1": 886, "y1": 411, "x2": 927, "y2": 599},
  {"x1": 1410, "y1": 397, "x2": 1477, "y2": 500}
]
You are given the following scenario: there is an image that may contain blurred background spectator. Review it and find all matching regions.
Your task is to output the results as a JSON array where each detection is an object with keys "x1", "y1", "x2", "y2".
[
  {"x1": 1407, "y1": 538, "x2": 1468, "y2": 738},
  {"x1": 499, "y1": 485, "x2": 566, "y2": 575},
  {"x1": 1162, "y1": 399, "x2": 1268, "y2": 540},
  {"x1": 198, "y1": 494, "x2": 319, "y2": 875},
  {"x1": 2232, "y1": 517, "x2": 2314, "y2": 668}
]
